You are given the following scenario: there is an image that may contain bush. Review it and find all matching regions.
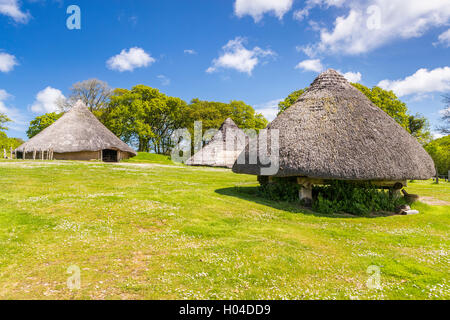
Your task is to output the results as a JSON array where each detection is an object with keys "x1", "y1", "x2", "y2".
[
  {"x1": 256, "y1": 178, "x2": 406, "y2": 215},
  {"x1": 312, "y1": 181, "x2": 406, "y2": 215},
  {"x1": 257, "y1": 177, "x2": 299, "y2": 203}
]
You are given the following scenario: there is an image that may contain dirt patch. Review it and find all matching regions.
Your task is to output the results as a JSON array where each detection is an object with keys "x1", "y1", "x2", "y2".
[{"x1": 419, "y1": 196, "x2": 450, "y2": 206}]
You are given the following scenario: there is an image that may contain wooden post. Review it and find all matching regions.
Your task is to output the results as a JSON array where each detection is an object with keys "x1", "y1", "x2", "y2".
[
  {"x1": 33, "y1": 149, "x2": 36, "y2": 160},
  {"x1": 100, "y1": 150, "x2": 103, "y2": 162},
  {"x1": 299, "y1": 182, "x2": 313, "y2": 207},
  {"x1": 297, "y1": 178, "x2": 313, "y2": 207},
  {"x1": 3, "y1": 148, "x2": 6, "y2": 159},
  {"x1": 10, "y1": 147, "x2": 12, "y2": 159},
  {"x1": 389, "y1": 182, "x2": 403, "y2": 200},
  {"x1": 41, "y1": 149, "x2": 44, "y2": 160}
]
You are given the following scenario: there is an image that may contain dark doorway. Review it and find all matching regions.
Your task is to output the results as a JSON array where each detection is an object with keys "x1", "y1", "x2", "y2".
[{"x1": 102, "y1": 149, "x2": 118, "y2": 162}]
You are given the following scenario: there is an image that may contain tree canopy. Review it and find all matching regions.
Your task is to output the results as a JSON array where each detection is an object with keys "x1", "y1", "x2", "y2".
[
  {"x1": 0, "y1": 113, "x2": 23, "y2": 151},
  {"x1": 26, "y1": 112, "x2": 63, "y2": 139},
  {"x1": 424, "y1": 135, "x2": 450, "y2": 175},
  {"x1": 25, "y1": 80, "x2": 269, "y2": 155},
  {"x1": 0, "y1": 132, "x2": 23, "y2": 151},
  {"x1": 101, "y1": 85, "x2": 186, "y2": 153},
  {"x1": 58, "y1": 79, "x2": 112, "y2": 112},
  {"x1": 277, "y1": 83, "x2": 431, "y2": 144},
  {"x1": 0, "y1": 112, "x2": 11, "y2": 132},
  {"x1": 180, "y1": 98, "x2": 268, "y2": 140}
]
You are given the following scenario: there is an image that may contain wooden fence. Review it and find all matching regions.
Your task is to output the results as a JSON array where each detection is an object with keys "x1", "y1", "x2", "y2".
[{"x1": 2, "y1": 148, "x2": 55, "y2": 160}]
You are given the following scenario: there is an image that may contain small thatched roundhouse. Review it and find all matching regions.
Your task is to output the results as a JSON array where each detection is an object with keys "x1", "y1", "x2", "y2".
[
  {"x1": 232, "y1": 69, "x2": 435, "y2": 202},
  {"x1": 16, "y1": 100, "x2": 136, "y2": 162},
  {"x1": 186, "y1": 118, "x2": 248, "y2": 168}
]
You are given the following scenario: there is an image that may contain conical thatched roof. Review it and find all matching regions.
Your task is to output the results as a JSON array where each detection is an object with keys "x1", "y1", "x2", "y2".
[
  {"x1": 16, "y1": 100, "x2": 136, "y2": 155},
  {"x1": 186, "y1": 118, "x2": 248, "y2": 168},
  {"x1": 232, "y1": 69, "x2": 435, "y2": 180}
]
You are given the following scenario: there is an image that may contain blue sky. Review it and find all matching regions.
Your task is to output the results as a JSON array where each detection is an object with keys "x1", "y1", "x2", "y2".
[{"x1": 0, "y1": 0, "x2": 449, "y2": 140}]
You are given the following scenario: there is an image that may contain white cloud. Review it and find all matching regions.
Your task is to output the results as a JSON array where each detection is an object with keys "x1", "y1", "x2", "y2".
[
  {"x1": 234, "y1": 0, "x2": 293, "y2": 22},
  {"x1": 107, "y1": 47, "x2": 155, "y2": 72},
  {"x1": 0, "y1": 52, "x2": 18, "y2": 72},
  {"x1": 296, "y1": 44, "x2": 318, "y2": 58},
  {"x1": 432, "y1": 131, "x2": 444, "y2": 139},
  {"x1": 0, "y1": 89, "x2": 27, "y2": 131},
  {"x1": 295, "y1": 59, "x2": 324, "y2": 72},
  {"x1": 436, "y1": 28, "x2": 450, "y2": 47},
  {"x1": 0, "y1": 0, "x2": 29, "y2": 23},
  {"x1": 157, "y1": 75, "x2": 170, "y2": 86},
  {"x1": 30, "y1": 87, "x2": 66, "y2": 114},
  {"x1": 302, "y1": 0, "x2": 450, "y2": 55},
  {"x1": 293, "y1": 8, "x2": 309, "y2": 22},
  {"x1": 254, "y1": 99, "x2": 283, "y2": 121},
  {"x1": 0, "y1": 88, "x2": 10, "y2": 101},
  {"x1": 439, "y1": 107, "x2": 450, "y2": 117},
  {"x1": 0, "y1": 89, "x2": 11, "y2": 115},
  {"x1": 207, "y1": 37, "x2": 275, "y2": 75},
  {"x1": 342, "y1": 71, "x2": 362, "y2": 83},
  {"x1": 184, "y1": 49, "x2": 197, "y2": 55},
  {"x1": 377, "y1": 67, "x2": 450, "y2": 97}
]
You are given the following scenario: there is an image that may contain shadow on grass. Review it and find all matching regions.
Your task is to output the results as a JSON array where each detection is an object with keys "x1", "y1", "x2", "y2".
[{"x1": 215, "y1": 186, "x2": 396, "y2": 219}]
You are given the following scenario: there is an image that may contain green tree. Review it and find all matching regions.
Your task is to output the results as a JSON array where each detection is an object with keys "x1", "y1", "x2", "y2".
[
  {"x1": 0, "y1": 132, "x2": 23, "y2": 152},
  {"x1": 103, "y1": 85, "x2": 186, "y2": 153},
  {"x1": 0, "y1": 112, "x2": 11, "y2": 132},
  {"x1": 408, "y1": 113, "x2": 432, "y2": 145},
  {"x1": 180, "y1": 98, "x2": 268, "y2": 141},
  {"x1": 0, "y1": 112, "x2": 23, "y2": 154},
  {"x1": 277, "y1": 84, "x2": 431, "y2": 143},
  {"x1": 26, "y1": 112, "x2": 63, "y2": 138},
  {"x1": 425, "y1": 136, "x2": 450, "y2": 176}
]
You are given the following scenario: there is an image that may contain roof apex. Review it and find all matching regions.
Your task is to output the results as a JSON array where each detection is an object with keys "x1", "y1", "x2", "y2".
[
  {"x1": 71, "y1": 99, "x2": 89, "y2": 111},
  {"x1": 309, "y1": 69, "x2": 349, "y2": 91}
]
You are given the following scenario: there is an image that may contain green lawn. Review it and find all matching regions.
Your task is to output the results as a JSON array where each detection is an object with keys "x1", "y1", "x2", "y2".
[
  {"x1": 0, "y1": 160, "x2": 448, "y2": 300},
  {"x1": 121, "y1": 152, "x2": 174, "y2": 165}
]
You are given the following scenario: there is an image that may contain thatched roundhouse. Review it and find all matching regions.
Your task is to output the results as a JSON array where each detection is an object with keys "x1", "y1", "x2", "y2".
[
  {"x1": 15, "y1": 100, "x2": 136, "y2": 162},
  {"x1": 232, "y1": 69, "x2": 435, "y2": 202},
  {"x1": 186, "y1": 118, "x2": 248, "y2": 168}
]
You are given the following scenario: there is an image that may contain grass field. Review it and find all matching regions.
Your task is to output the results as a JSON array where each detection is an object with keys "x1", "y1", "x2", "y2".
[{"x1": 0, "y1": 159, "x2": 448, "y2": 299}]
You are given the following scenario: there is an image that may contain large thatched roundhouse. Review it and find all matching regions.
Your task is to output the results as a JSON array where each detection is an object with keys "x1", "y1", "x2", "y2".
[
  {"x1": 232, "y1": 69, "x2": 436, "y2": 203},
  {"x1": 186, "y1": 118, "x2": 248, "y2": 168},
  {"x1": 15, "y1": 100, "x2": 136, "y2": 162}
]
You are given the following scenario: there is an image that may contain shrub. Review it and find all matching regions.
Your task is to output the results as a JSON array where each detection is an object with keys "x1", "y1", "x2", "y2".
[
  {"x1": 312, "y1": 181, "x2": 406, "y2": 215},
  {"x1": 257, "y1": 177, "x2": 299, "y2": 203},
  {"x1": 256, "y1": 178, "x2": 406, "y2": 215}
]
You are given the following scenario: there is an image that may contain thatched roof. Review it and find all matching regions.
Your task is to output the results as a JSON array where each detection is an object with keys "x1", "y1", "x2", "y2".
[
  {"x1": 232, "y1": 69, "x2": 436, "y2": 180},
  {"x1": 186, "y1": 118, "x2": 248, "y2": 168},
  {"x1": 16, "y1": 100, "x2": 136, "y2": 155}
]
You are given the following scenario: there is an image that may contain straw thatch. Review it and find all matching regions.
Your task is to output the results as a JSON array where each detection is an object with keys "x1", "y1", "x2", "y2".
[
  {"x1": 232, "y1": 69, "x2": 436, "y2": 180},
  {"x1": 16, "y1": 100, "x2": 136, "y2": 160},
  {"x1": 186, "y1": 118, "x2": 248, "y2": 168}
]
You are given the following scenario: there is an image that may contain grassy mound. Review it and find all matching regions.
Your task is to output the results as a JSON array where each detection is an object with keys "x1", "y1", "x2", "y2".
[{"x1": 121, "y1": 152, "x2": 174, "y2": 165}]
